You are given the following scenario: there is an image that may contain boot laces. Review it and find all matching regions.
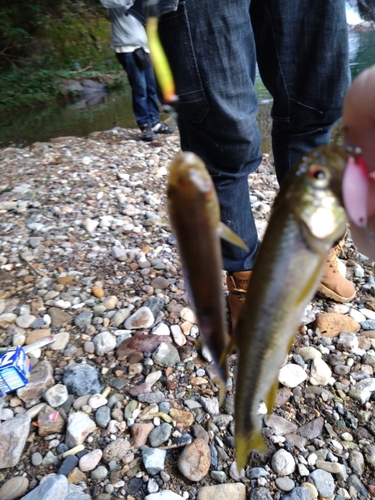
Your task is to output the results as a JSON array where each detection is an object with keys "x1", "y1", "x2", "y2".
[
  {"x1": 328, "y1": 248, "x2": 339, "y2": 273},
  {"x1": 228, "y1": 276, "x2": 248, "y2": 302}
]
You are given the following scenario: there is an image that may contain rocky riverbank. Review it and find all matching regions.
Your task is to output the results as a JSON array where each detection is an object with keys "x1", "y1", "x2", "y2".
[{"x1": 0, "y1": 128, "x2": 374, "y2": 500}]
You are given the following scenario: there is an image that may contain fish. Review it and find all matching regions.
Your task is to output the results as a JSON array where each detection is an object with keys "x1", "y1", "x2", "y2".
[
  {"x1": 230, "y1": 145, "x2": 348, "y2": 470},
  {"x1": 167, "y1": 152, "x2": 247, "y2": 392}
]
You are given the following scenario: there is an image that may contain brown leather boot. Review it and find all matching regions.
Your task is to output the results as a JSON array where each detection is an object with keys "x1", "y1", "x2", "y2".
[
  {"x1": 226, "y1": 270, "x2": 252, "y2": 331},
  {"x1": 317, "y1": 246, "x2": 356, "y2": 303}
]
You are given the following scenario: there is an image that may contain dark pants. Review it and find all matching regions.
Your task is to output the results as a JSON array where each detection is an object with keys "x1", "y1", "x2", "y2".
[
  {"x1": 158, "y1": 0, "x2": 350, "y2": 272},
  {"x1": 116, "y1": 51, "x2": 160, "y2": 127}
]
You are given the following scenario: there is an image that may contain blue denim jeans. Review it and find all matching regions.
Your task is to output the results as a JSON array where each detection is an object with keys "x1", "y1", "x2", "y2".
[
  {"x1": 116, "y1": 51, "x2": 160, "y2": 127},
  {"x1": 158, "y1": 0, "x2": 349, "y2": 272}
]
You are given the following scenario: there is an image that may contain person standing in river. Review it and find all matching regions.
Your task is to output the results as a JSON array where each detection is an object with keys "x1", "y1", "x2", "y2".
[{"x1": 101, "y1": 0, "x2": 174, "y2": 141}]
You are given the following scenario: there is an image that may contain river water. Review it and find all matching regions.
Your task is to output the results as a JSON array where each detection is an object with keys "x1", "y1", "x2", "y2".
[{"x1": 0, "y1": 29, "x2": 374, "y2": 149}]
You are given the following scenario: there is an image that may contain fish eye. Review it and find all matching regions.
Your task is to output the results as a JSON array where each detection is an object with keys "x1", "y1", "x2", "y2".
[{"x1": 309, "y1": 165, "x2": 326, "y2": 180}]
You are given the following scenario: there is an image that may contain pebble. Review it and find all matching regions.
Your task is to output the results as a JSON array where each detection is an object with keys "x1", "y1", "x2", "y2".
[
  {"x1": 271, "y1": 449, "x2": 295, "y2": 476},
  {"x1": 199, "y1": 397, "x2": 219, "y2": 415},
  {"x1": 79, "y1": 449, "x2": 103, "y2": 471},
  {"x1": 278, "y1": 364, "x2": 307, "y2": 388},
  {"x1": 125, "y1": 307, "x2": 155, "y2": 329},
  {"x1": 0, "y1": 476, "x2": 29, "y2": 500},
  {"x1": 142, "y1": 447, "x2": 167, "y2": 474},
  {"x1": 313, "y1": 312, "x2": 360, "y2": 337},
  {"x1": 309, "y1": 358, "x2": 332, "y2": 385},
  {"x1": 149, "y1": 423, "x2": 172, "y2": 447},
  {"x1": 197, "y1": 484, "x2": 246, "y2": 500},
  {"x1": 178, "y1": 439, "x2": 211, "y2": 481},
  {"x1": 248, "y1": 487, "x2": 272, "y2": 500},
  {"x1": 281, "y1": 487, "x2": 313, "y2": 500},
  {"x1": 170, "y1": 324, "x2": 186, "y2": 346},
  {"x1": 152, "y1": 342, "x2": 180, "y2": 367},
  {"x1": 92, "y1": 286, "x2": 104, "y2": 298},
  {"x1": 308, "y1": 469, "x2": 335, "y2": 497},
  {"x1": 43, "y1": 384, "x2": 68, "y2": 407},
  {"x1": 145, "y1": 492, "x2": 184, "y2": 500},
  {"x1": 91, "y1": 465, "x2": 108, "y2": 480},
  {"x1": 275, "y1": 477, "x2": 295, "y2": 492}
]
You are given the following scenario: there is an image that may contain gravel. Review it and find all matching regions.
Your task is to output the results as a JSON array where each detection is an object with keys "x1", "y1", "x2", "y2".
[{"x1": 0, "y1": 127, "x2": 374, "y2": 499}]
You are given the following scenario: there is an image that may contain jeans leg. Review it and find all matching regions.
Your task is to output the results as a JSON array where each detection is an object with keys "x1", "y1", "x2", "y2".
[
  {"x1": 144, "y1": 66, "x2": 161, "y2": 125},
  {"x1": 252, "y1": 0, "x2": 350, "y2": 186},
  {"x1": 116, "y1": 52, "x2": 153, "y2": 127},
  {"x1": 159, "y1": 0, "x2": 262, "y2": 272}
]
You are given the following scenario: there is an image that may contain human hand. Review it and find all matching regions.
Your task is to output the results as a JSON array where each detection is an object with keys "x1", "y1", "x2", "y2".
[{"x1": 342, "y1": 65, "x2": 375, "y2": 260}]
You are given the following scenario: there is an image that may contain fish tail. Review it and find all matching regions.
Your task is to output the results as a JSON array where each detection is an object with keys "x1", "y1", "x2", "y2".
[{"x1": 235, "y1": 425, "x2": 266, "y2": 471}]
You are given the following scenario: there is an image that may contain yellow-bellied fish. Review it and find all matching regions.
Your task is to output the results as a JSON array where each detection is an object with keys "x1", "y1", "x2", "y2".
[
  {"x1": 231, "y1": 145, "x2": 348, "y2": 470},
  {"x1": 167, "y1": 152, "x2": 247, "y2": 391}
]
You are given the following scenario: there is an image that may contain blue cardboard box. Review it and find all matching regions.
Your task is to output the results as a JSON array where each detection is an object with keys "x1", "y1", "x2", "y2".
[{"x1": 0, "y1": 347, "x2": 32, "y2": 393}]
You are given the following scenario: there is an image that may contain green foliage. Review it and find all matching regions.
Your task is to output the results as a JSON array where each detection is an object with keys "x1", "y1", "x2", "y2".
[
  {"x1": 0, "y1": 0, "x2": 110, "y2": 70},
  {"x1": 0, "y1": 1, "x2": 51, "y2": 67},
  {"x1": 0, "y1": 68, "x2": 61, "y2": 111},
  {"x1": 0, "y1": 66, "x2": 125, "y2": 112}
]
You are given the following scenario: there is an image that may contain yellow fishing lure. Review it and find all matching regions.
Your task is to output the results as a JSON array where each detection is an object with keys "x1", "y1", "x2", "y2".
[{"x1": 146, "y1": 16, "x2": 176, "y2": 103}]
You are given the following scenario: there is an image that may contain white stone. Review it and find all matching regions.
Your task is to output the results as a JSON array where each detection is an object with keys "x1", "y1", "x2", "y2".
[
  {"x1": 88, "y1": 394, "x2": 108, "y2": 409},
  {"x1": 82, "y1": 218, "x2": 99, "y2": 233},
  {"x1": 170, "y1": 324, "x2": 186, "y2": 346},
  {"x1": 145, "y1": 491, "x2": 185, "y2": 500},
  {"x1": 43, "y1": 384, "x2": 69, "y2": 408},
  {"x1": 309, "y1": 358, "x2": 332, "y2": 386},
  {"x1": 297, "y1": 463, "x2": 310, "y2": 476},
  {"x1": 349, "y1": 308, "x2": 366, "y2": 323},
  {"x1": 331, "y1": 304, "x2": 350, "y2": 314},
  {"x1": 307, "y1": 453, "x2": 318, "y2": 466},
  {"x1": 125, "y1": 307, "x2": 155, "y2": 329},
  {"x1": 65, "y1": 412, "x2": 96, "y2": 448},
  {"x1": 295, "y1": 346, "x2": 322, "y2": 361},
  {"x1": 278, "y1": 364, "x2": 307, "y2": 388},
  {"x1": 93, "y1": 331, "x2": 117, "y2": 355},
  {"x1": 145, "y1": 370, "x2": 162, "y2": 386},
  {"x1": 179, "y1": 307, "x2": 197, "y2": 324},
  {"x1": 152, "y1": 323, "x2": 170, "y2": 336},
  {"x1": 79, "y1": 448, "x2": 103, "y2": 471},
  {"x1": 54, "y1": 300, "x2": 71, "y2": 309},
  {"x1": 271, "y1": 449, "x2": 295, "y2": 476},
  {"x1": 359, "y1": 308, "x2": 375, "y2": 320},
  {"x1": 15, "y1": 314, "x2": 37, "y2": 328}
]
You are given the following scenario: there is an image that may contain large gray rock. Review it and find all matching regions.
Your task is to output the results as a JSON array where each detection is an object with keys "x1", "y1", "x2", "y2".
[
  {"x1": 63, "y1": 363, "x2": 104, "y2": 396},
  {"x1": 0, "y1": 414, "x2": 31, "y2": 469},
  {"x1": 21, "y1": 474, "x2": 69, "y2": 500}
]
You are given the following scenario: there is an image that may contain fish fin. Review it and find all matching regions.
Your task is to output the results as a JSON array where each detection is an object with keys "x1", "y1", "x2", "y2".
[
  {"x1": 264, "y1": 378, "x2": 279, "y2": 415},
  {"x1": 235, "y1": 427, "x2": 266, "y2": 472},
  {"x1": 214, "y1": 375, "x2": 227, "y2": 406},
  {"x1": 217, "y1": 222, "x2": 248, "y2": 250},
  {"x1": 219, "y1": 334, "x2": 236, "y2": 368}
]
